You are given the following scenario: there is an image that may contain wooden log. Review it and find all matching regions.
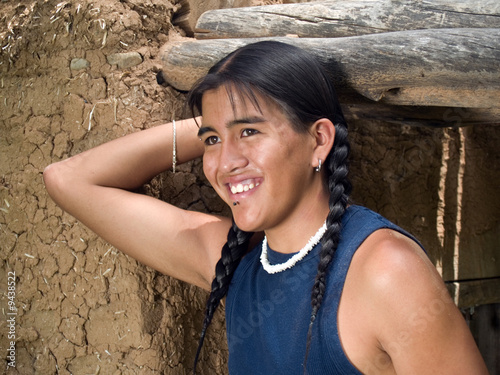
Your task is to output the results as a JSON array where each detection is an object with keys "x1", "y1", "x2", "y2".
[
  {"x1": 446, "y1": 278, "x2": 500, "y2": 308},
  {"x1": 195, "y1": 0, "x2": 500, "y2": 39},
  {"x1": 172, "y1": 0, "x2": 258, "y2": 37},
  {"x1": 343, "y1": 101, "x2": 500, "y2": 127},
  {"x1": 159, "y1": 29, "x2": 500, "y2": 112}
]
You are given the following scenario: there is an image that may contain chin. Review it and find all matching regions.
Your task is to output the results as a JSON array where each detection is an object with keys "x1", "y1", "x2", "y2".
[{"x1": 231, "y1": 213, "x2": 260, "y2": 233}]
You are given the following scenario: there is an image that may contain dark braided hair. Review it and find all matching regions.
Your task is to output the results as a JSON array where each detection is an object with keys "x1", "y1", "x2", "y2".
[
  {"x1": 305, "y1": 122, "x2": 351, "y2": 371},
  {"x1": 192, "y1": 220, "x2": 253, "y2": 370},
  {"x1": 187, "y1": 41, "x2": 351, "y2": 374}
]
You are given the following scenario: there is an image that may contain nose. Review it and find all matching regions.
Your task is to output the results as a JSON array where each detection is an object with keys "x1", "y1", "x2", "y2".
[{"x1": 219, "y1": 138, "x2": 248, "y2": 173}]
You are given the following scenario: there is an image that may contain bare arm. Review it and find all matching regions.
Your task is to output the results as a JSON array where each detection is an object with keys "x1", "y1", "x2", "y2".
[
  {"x1": 43, "y1": 118, "x2": 231, "y2": 290},
  {"x1": 361, "y1": 230, "x2": 488, "y2": 374}
]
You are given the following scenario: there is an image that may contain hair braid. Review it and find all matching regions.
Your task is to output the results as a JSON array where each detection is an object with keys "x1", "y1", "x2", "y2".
[
  {"x1": 193, "y1": 220, "x2": 253, "y2": 374},
  {"x1": 304, "y1": 123, "x2": 352, "y2": 371}
]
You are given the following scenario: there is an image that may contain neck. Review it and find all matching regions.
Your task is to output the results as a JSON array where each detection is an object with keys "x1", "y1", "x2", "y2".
[{"x1": 265, "y1": 186, "x2": 330, "y2": 254}]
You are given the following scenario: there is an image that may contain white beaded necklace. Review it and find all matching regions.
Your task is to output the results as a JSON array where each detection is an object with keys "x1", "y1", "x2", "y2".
[{"x1": 260, "y1": 221, "x2": 327, "y2": 274}]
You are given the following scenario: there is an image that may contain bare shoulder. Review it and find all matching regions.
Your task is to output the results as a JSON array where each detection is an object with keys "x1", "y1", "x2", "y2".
[
  {"x1": 354, "y1": 228, "x2": 456, "y2": 334},
  {"x1": 356, "y1": 229, "x2": 438, "y2": 294},
  {"x1": 349, "y1": 228, "x2": 488, "y2": 374}
]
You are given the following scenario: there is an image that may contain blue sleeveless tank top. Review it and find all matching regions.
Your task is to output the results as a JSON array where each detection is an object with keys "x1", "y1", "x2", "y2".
[{"x1": 225, "y1": 205, "x2": 423, "y2": 374}]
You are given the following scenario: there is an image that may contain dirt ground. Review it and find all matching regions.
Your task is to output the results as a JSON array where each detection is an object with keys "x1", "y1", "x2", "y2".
[{"x1": 0, "y1": 0, "x2": 498, "y2": 374}]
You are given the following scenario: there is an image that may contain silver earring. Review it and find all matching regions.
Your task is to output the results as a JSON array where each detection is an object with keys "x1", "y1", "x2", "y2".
[{"x1": 315, "y1": 159, "x2": 322, "y2": 172}]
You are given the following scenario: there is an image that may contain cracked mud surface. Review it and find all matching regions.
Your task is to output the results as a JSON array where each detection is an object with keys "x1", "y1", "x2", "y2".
[
  {"x1": 0, "y1": 0, "x2": 498, "y2": 374},
  {"x1": 0, "y1": 1, "x2": 230, "y2": 373}
]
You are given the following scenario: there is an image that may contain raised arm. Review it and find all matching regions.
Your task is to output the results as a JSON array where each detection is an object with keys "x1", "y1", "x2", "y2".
[{"x1": 43, "y1": 118, "x2": 232, "y2": 290}]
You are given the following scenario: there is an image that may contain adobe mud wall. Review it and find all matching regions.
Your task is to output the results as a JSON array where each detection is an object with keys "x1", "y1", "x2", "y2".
[{"x1": 0, "y1": 0, "x2": 498, "y2": 374}]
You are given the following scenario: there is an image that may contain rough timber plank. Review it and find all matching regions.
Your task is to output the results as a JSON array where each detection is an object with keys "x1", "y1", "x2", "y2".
[
  {"x1": 195, "y1": 0, "x2": 500, "y2": 39},
  {"x1": 447, "y1": 278, "x2": 500, "y2": 308},
  {"x1": 159, "y1": 29, "x2": 500, "y2": 113}
]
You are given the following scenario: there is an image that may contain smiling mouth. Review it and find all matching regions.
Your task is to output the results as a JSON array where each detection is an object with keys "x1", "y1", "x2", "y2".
[{"x1": 229, "y1": 180, "x2": 260, "y2": 195}]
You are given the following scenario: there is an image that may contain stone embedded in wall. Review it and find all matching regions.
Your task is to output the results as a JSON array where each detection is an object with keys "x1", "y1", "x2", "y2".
[
  {"x1": 106, "y1": 52, "x2": 143, "y2": 69},
  {"x1": 70, "y1": 58, "x2": 90, "y2": 70}
]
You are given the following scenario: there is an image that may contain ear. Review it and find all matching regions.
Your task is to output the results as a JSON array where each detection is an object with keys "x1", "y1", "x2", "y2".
[{"x1": 310, "y1": 118, "x2": 335, "y2": 170}]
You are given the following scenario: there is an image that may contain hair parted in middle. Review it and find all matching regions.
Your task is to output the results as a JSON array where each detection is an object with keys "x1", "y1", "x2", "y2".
[{"x1": 187, "y1": 40, "x2": 352, "y2": 373}]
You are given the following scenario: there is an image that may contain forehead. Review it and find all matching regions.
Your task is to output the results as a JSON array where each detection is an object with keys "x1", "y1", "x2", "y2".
[{"x1": 201, "y1": 85, "x2": 280, "y2": 119}]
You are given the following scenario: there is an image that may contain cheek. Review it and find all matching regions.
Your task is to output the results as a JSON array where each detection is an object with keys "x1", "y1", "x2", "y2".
[{"x1": 202, "y1": 153, "x2": 218, "y2": 187}]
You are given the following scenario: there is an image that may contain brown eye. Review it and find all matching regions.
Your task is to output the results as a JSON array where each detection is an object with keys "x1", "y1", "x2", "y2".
[
  {"x1": 204, "y1": 135, "x2": 220, "y2": 146},
  {"x1": 241, "y1": 128, "x2": 259, "y2": 137}
]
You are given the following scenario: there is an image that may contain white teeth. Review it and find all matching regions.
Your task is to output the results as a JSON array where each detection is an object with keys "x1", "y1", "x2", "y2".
[{"x1": 230, "y1": 181, "x2": 258, "y2": 195}]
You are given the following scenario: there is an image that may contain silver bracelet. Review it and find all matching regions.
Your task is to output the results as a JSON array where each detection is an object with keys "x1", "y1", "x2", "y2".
[{"x1": 172, "y1": 119, "x2": 177, "y2": 173}]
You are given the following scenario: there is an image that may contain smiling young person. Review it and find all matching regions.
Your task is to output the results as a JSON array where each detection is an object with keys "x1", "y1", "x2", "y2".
[{"x1": 44, "y1": 41, "x2": 488, "y2": 374}]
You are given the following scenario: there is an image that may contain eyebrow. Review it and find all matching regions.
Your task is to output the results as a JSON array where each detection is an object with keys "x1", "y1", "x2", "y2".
[{"x1": 197, "y1": 116, "x2": 265, "y2": 137}]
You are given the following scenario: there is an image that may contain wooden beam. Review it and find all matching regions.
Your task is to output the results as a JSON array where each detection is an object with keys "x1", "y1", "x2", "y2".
[
  {"x1": 159, "y1": 29, "x2": 500, "y2": 112},
  {"x1": 195, "y1": 0, "x2": 500, "y2": 39},
  {"x1": 446, "y1": 278, "x2": 500, "y2": 308},
  {"x1": 343, "y1": 101, "x2": 500, "y2": 127},
  {"x1": 172, "y1": 0, "x2": 259, "y2": 37}
]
